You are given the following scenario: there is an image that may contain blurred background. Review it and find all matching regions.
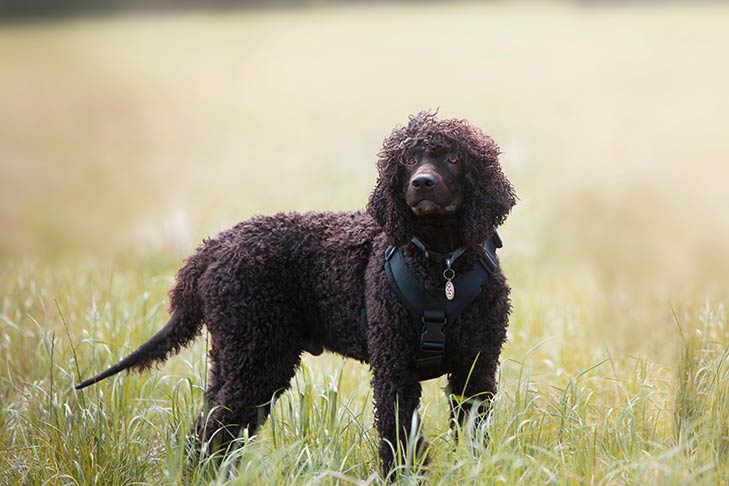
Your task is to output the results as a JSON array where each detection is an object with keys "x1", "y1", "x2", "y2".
[{"x1": 1, "y1": 1, "x2": 728, "y2": 360}]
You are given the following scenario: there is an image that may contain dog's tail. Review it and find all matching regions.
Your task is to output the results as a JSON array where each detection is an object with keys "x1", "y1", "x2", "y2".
[
  {"x1": 75, "y1": 309, "x2": 201, "y2": 390},
  {"x1": 76, "y1": 245, "x2": 210, "y2": 390}
]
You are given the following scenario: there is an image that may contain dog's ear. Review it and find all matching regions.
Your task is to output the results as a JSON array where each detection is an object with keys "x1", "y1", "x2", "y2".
[
  {"x1": 367, "y1": 117, "x2": 424, "y2": 246},
  {"x1": 460, "y1": 152, "x2": 517, "y2": 247},
  {"x1": 367, "y1": 172, "x2": 412, "y2": 246}
]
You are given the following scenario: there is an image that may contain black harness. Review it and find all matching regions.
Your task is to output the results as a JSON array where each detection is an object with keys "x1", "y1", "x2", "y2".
[{"x1": 384, "y1": 233, "x2": 502, "y2": 381}]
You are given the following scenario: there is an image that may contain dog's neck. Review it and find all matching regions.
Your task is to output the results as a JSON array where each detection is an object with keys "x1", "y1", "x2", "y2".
[{"x1": 410, "y1": 217, "x2": 462, "y2": 254}]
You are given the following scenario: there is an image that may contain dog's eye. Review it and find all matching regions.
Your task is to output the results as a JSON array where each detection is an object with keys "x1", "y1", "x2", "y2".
[
  {"x1": 447, "y1": 154, "x2": 459, "y2": 164},
  {"x1": 405, "y1": 157, "x2": 417, "y2": 166}
]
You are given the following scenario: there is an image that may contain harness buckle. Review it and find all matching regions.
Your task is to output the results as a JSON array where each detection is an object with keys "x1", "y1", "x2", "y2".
[
  {"x1": 420, "y1": 310, "x2": 447, "y2": 352},
  {"x1": 492, "y1": 231, "x2": 503, "y2": 249},
  {"x1": 384, "y1": 246, "x2": 397, "y2": 261}
]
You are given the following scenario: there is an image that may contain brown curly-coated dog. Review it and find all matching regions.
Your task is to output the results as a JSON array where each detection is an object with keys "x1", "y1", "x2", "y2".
[{"x1": 76, "y1": 111, "x2": 517, "y2": 474}]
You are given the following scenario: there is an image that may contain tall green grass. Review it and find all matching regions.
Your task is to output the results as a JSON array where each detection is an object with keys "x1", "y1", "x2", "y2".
[{"x1": 1, "y1": 262, "x2": 727, "y2": 484}]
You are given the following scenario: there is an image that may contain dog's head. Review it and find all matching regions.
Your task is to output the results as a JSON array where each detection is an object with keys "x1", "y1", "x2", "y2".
[{"x1": 367, "y1": 111, "x2": 516, "y2": 247}]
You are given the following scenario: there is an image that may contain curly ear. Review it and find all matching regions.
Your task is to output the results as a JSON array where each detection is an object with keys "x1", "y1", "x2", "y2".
[
  {"x1": 367, "y1": 177, "x2": 412, "y2": 246},
  {"x1": 460, "y1": 157, "x2": 517, "y2": 246},
  {"x1": 367, "y1": 116, "x2": 423, "y2": 246}
]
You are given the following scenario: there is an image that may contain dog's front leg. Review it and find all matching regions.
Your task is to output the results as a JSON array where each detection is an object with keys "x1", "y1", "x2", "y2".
[
  {"x1": 370, "y1": 350, "x2": 423, "y2": 476},
  {"x1": 367, "y1": 303, "x2": 424, "y2": 476},
  {"x1": 446, "y1": 350, "x2": 497, "y2": 431},
  {"x1": 445, "y1": 289, "x2": 509, "y2": 434}
]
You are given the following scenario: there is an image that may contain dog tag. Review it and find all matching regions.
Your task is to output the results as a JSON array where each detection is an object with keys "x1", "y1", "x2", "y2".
[
  {"x1": 445, "y1": 280, "x2": 455, "y2": 300},
  {"x1": 443, "y1": 260, "x2": 456, "y2": 301}
]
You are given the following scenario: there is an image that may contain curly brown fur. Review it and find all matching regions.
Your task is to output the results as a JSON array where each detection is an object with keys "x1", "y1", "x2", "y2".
[
  {"x1": 368, "y1": 111, "x2": 516, "y2": 247},
  {"x1": 76, "y1": 111, "x2": 516, "y2": 476}
]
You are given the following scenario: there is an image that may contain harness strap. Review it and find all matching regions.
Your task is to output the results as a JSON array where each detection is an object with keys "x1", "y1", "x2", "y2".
[{"x1": 384, "y1": 235, "x2": 500, "y2": 381}]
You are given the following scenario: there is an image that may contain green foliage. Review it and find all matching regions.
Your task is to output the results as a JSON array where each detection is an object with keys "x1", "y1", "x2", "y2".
[{"x1": 1, "y1": 262, "x2": 728, "y2": 484}]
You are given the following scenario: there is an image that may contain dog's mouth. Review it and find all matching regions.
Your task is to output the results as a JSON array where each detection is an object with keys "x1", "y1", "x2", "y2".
[{"x1": 409, "y1": 199, "x2": 459, "y2": 216}]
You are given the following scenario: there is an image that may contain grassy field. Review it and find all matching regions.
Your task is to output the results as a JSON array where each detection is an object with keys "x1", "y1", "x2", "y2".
[{"x1": 2, "y1": 2, "x2": 729, "y2": 484}]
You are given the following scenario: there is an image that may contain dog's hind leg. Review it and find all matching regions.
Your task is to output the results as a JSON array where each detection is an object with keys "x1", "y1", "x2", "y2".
[{"x1": 195, "y1": 320, "x2": 303, "y2": 455}]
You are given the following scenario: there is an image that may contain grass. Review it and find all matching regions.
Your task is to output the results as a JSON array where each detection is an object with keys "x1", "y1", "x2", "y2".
[
  {"x1": 2, "y1": 1, "x2": 729, "y2": 484},
  {"x1": 2, "y1": 263, "x2": 727, "y2": 484}
]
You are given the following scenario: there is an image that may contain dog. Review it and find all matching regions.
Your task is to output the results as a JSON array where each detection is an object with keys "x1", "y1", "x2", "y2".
[{"x1": 76, "y1": 110, "x2": 516, "y2": 473}]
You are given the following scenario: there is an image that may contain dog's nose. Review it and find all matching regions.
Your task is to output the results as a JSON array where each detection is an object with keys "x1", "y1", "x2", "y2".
[{"x1": 411, "y1": 174, "x2": 436, "y2": 190}]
